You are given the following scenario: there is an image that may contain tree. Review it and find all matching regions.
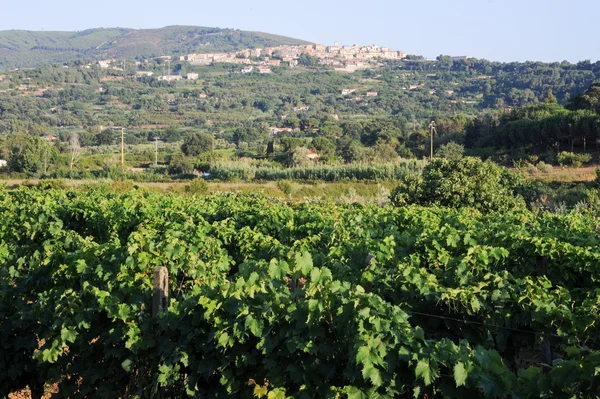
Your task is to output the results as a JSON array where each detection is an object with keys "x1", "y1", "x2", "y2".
[
  {"x1": 292, "y1": 147, "x2": 310, "y2": 167},
  {"x1": 437, "y1": 142, "x2": 464, "y2": 161},
  {"x1": 391, "y1": 157, "x2": 524, "y2": 212},
  {"x1": 297, "y1": 54, "x2": 318, "y2": 67},
  {"x1": 167, "y1": 152, "x2": 195, "y2": 175},
  {"x1": 181, "y1": 132, "x2": 213, "y2": 156},
  {"x1": 69, "y1": 132, "x2": 82, "y2": 170},
  {"x1": 567, "y1": 83, "x2": 600, "y2": 113},
  {"x1": 95, "y1": 129, "x2": 114, "y2": 146},
  {"x1": 311, "y1": 137, "x2": 335, "y2": 156},
  {"x1": 7, "y1": 134, "x2": 58, "y2": 175},
  {"x1": 543, "y1": 89, "x2": 557, "y2": 104}
]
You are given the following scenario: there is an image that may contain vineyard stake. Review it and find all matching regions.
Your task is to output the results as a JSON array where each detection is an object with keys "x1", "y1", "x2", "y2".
[{"x1": 152, "y1": 266, "x2": 169, "y2": 318}]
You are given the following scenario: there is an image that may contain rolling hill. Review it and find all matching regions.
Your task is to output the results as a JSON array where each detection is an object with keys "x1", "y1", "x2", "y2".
[{"x1": 0, "y1": 25, "x2": 312, "y2": 70}]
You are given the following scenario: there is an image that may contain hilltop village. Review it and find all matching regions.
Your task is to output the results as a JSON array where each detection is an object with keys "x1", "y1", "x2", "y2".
[{"x1": 96, "y1": 43, "x2": 409, "y2": 78}]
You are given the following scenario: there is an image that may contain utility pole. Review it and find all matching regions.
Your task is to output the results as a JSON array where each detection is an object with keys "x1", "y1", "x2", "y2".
[
  {"x1": 154, "y1": 137, "x2": 159, "y2": 167},
  {"x1": 429, "y1": 121, "x2": 437, "y2": 161},
  {"x1": 121, "y1": 128, "x2": 125, "y2": 171}
]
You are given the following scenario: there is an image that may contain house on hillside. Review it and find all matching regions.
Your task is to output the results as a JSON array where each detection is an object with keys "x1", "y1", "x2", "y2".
[
  {"x1": 269, "y1": 127, "x2": 294, "y2": 135},
  {"x1": 366, "y1": 91, "x2": 378, "y2": 97},
  {"x1": 186, "y1": 73, "x2": 199, "y2": 80},
  {"x1": 341, "y1": 88, "x2": 357, "y2": 95},
  {"x1": 258, "y1": 66, "x2": 272, "y2": 74},
  {"x1": 306, "y1": 149, "x2": 320, "y2": 161},
  {"x1": 158, "y1": 75, "x2": 182, "y2": 82}
]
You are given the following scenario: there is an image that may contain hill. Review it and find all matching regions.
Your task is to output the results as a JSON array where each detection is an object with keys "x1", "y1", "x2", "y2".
[{"x1": 0, "y1": 25, "x2": 312, "y2": 70}]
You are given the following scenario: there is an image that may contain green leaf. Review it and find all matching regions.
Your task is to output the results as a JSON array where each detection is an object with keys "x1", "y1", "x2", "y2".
[
  {"x1": 415, "y1": 359, "x2": 434, "y2": 385},
  {"x1": 246, "y1": 315, "x2": 263, "y2": 337},
  {"x1": 75, "y1": 259, "x2": 87, "y2": 273},
  {"x1": 454, "y1": 361, "x2": 468, "y2": 387},
  {"x1": 362, "y1": 364, "x2": 383, "y2": 387},
  {"x1": 295, "y1": 251, "x2": 313, "y2": 275},
  {"x1": 346, "y1": 386, "x2": 368, "y2": 399},
  {"x1": 254, "y1": 385, "x2": 268, "y2": 398},
  {"x1": 121, "y1": 358, "x2": 134, "y2": 372},
  {"x1": 218, "y1": 331, "x2": 230, "y2": 348},
  {"x1": 267, "y1": 389, "x2": 287, "y2": 399},
  {"x1": 60, "y1": 327, "x2": 77, "y2": 343}
]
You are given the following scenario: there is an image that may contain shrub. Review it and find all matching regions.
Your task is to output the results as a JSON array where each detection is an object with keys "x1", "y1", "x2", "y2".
[
  {"x1": 185, "y1": 178, "x2": 209, "y2": 196},
  {"x1": 557, "y1": 152, "x2": 592, "y2": 168},
  {"x1": 391, "y1": 157, "x2": 524, "y2": 212},
  {"x1": 277, "y1": 180, "x2": 294, "y2": 198},
  {"x1": 436, "y1": 142, "x2": 464, "y2": 161},
  {"x1": 37, "y1": 179, "x2": 68, "y2": 190},
  {"x1": 168, "y1": 152, "x2": 195, "y2": 175},
  {"x1": 536, "y1": 161, "x2": 553, "y2": 174},
  {"x1": 526, "y1": 163, "x2": 538, "y2": 175}
]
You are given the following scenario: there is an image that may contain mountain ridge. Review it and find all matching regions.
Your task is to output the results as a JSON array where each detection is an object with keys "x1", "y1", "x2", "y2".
[{"x1": 0, "y1": 25, "x2": 312, "y2": 70}]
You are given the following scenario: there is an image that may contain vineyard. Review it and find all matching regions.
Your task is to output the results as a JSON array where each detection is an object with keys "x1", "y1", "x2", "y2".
[{"x1": 1, "y1": 185, "x2": 600, "y2": 398}]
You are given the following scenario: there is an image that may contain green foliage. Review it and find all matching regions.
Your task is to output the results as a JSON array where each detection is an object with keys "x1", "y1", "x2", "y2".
[
  {"x1": 184, "y1": 178, "x2": 209, "y2": 195},
  {"x1": 391, "y1": 157, "x2": 524, "y2": 212},
  {"x1": 1, "y1": 188, "x2": 600, "y2": 398},
  {"x1": 7, "y1": 133, "x2": 58, "y2": 175},
  {"x1": 437, "y1": 141, "x2": 464, "y2": 161},
  {"x1": 208, "y1": 161, "x2": 425, "y2": 182},
  {"x1": 276, "y1": 180, "x2": 293, "y2": 197},
  {"x1": 568, "y1": 82, "x2": 600, "y2": 113},
  {"x1": 181, "y1": 132, "x2": 213, "y2": 156},
  {"x1": 556, "y1": 151, "x2": 592, "y2": 168},
  {"x1": 167, "y1": 152, "x2": 194, "y2": 175}
]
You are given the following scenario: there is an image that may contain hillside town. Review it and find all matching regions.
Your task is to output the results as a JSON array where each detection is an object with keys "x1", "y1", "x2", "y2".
[
  {"x1": 95, "y1": 42, "x2": 407, "y2": 76},
  {"x1": 181, "y1": 43, "x2": 407, "y2": 73}
]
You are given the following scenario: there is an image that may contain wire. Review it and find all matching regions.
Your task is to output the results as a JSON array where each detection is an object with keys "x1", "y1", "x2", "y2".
[{"x1": 406, "y1": 310, "x2": 577, "y2": 341}]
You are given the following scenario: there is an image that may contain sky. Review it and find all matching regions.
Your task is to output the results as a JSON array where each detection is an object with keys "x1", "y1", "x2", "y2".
[{"x1": 1, "y1": 0, "x2": 598, "y2": 63}]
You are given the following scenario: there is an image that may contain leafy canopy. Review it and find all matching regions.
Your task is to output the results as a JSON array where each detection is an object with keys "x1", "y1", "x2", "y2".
[{"x1": 391, "y1": 157, "x2": 524, "y2": 212}]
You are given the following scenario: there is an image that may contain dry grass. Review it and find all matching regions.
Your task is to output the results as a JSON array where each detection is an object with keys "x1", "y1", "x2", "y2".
[{"x1": 525, "y1": 166, "x2": 598, "y2": 182}]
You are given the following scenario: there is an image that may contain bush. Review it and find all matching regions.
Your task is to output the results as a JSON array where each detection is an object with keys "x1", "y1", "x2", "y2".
[
  {"x1": 37, "y1": 179, "x2": 68, "y2": 190},
  {"x1": 557, "y1": 152, "x2": 592, "y2": 168},
  {"x1": 168, "y1": 152, "x2": 195, "y2": 175},
  {"x1": 276, "y1": 180, "x2": 294, "y2": 197},
  {"x1": 526, "y1": 163, "x2": 538, "y2": 175},
  {"x1": 595, "y1": 168, "x2": 600, "y2": 187},
  {"x1": 185, "y1": 178, "x2": 209, "y2": 196},
  {"x1": 436, "y1": 142, "x2": 464, "y2": 161},
  {"x1": 536, "y1": 161, "x2": 554, "y2": 174},
  {"x1": 391, "y1": 157, "x2": 524, "y2": 212}
]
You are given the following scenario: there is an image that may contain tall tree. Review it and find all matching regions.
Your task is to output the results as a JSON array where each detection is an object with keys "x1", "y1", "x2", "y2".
[
  {"x1": 69, "y1": 132, "x2": 81, "y2": 171},
  {"x1": 181, "y1": 132, "x2": 213, "y2": 156}
]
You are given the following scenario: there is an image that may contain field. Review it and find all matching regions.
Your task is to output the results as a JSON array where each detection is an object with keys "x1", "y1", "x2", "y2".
[{"x1": 1, "y1": 185, "x2": 600, "y2": 398}]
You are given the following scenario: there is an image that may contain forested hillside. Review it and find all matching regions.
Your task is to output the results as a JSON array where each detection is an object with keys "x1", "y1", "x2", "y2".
[
  {"x1": 1, "y1": 56, "x2": 600, "y2": 162},
  {"x1": 0, "y1": 26, "x2": 310, "y2": 70}
]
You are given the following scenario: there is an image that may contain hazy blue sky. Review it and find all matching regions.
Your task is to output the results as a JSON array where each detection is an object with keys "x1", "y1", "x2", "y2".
[{"x1": 2, "y1": 0, "x2": 598, "y2": 62}]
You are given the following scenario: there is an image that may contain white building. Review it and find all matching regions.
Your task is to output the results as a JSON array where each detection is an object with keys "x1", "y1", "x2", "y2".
[{"x1": 0, "y1": 160, "x2": 7, "y2": 168}]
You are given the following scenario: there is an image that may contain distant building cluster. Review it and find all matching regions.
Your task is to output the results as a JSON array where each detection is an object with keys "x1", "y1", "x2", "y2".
[
  {"x1": 95, "y1": 42, "x2": 409, "y2": 80},
  {"x1": 180, "y1": 42, "x2": 407, "y2": 73}
]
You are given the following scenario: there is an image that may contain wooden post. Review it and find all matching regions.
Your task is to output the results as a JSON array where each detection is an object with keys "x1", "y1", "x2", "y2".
[{"x1": 152, "y1": 266, "x2": 169, "y2": 318}]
